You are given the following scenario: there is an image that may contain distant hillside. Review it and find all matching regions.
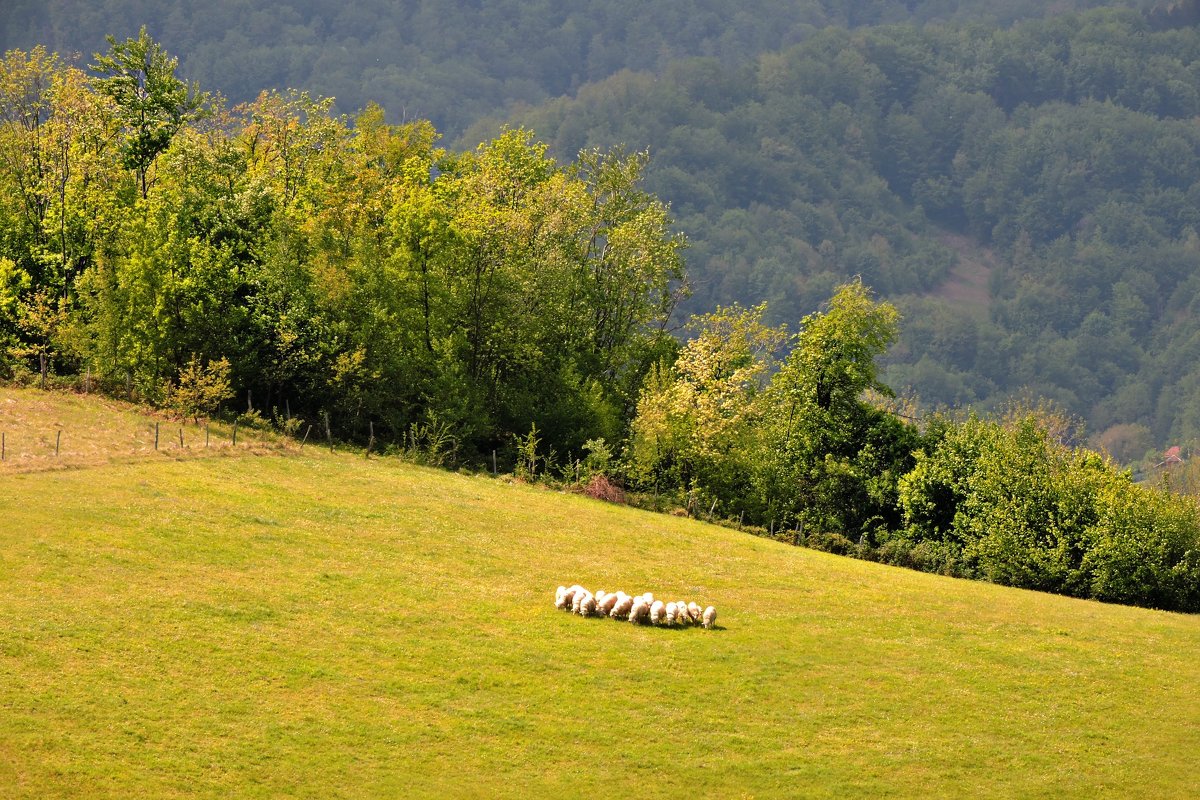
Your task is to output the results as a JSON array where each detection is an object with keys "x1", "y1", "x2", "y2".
[
  {"x1": 0, "y1": 0, "x2": 1136, "y2": 136},
  {"x1": 491, "y1": 7, "x2": 1200, "y2": 453}
]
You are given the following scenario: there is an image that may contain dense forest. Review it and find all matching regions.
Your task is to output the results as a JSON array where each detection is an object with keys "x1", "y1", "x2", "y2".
[
  {"x1": 0, "y1": 0, "x2": 1141, "y2": 138},
  {"x1": 493, "y1": 7, "x2": 1200, "y2": 460}
]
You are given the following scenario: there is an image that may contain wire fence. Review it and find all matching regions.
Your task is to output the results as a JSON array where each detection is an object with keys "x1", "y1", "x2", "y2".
[{"x1": 0, "y1": 418, "x2": 303, "y2": 470}]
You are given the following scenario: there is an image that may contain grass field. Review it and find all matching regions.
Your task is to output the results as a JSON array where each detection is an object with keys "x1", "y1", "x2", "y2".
[{"x1": 0, "y1": 389, "x2": 1198, "y2": 798}]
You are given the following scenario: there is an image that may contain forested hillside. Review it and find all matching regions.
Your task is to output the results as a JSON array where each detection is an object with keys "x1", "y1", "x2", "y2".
[
  {"x1": 492, "y1": 7, "x2": 1200, "y2": 457},
  {"x1": 2, "y1": 11, "x2": 1200, "y2": 608},
  {"x1": 2, "y1": 0, "x2": 1133, "y2": 137}
]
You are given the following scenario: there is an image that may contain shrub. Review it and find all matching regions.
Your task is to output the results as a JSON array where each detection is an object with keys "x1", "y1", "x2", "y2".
[
  {"x1": 582, "y1": 474, "x2": 626, "y2": 504},
  {"x1": 165, "y1": 356, "x2": 234, "y2": 421}
]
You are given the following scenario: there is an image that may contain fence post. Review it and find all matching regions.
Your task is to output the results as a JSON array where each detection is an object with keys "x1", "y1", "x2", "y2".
[
  {"x1": 324, "y1": 411, "x2": 333, "y2": 453},
  {"x1": 179, "y1": 427, "x2": 184, "y2": 449},
  {"x1": 366, "y1": 421, "x2": 375, "y2": 458},
  {"x1": 300, "y1": 424, "x2": 312, "y2": 450},
  {"x1": 2, "y1": 431, "x2": 5, "y2": 460},
  {"x1": 232, "y1": 421, "x2": 238, "y2": 446},
  {"x1": 205, "y1": 422, "x2": 209, "y2": 448},
  {"x1": 154, "y1": 422, "x2": 159, "y2": 450},
  {"x1": 492, "y1": 450, "x2": 497, "y2": 475},
  {"x1": 55, "y1": 430, "x2": 61, "y2": 457}
]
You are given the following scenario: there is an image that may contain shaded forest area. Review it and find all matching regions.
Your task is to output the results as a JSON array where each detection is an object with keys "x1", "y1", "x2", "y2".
[
  {"x1": 1, "y1": 0, "x2": 1137, "y2": 137},
  {"x1": 493, "y1": 7, "x2": 1200, "y2": 459}
]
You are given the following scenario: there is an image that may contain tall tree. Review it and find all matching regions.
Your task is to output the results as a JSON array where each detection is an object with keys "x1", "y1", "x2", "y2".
[{"x1": 90, "y1": 27, "x2": 207, "y2": 199}]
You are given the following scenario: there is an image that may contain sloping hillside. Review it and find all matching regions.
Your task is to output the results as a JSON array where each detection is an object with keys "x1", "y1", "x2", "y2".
[
  {"x1": 0, "y1": 387, "x2": 291, "y2": 472},
  {"x1": 0, "y1": 396, "x2": 1196, "y2": 797}
]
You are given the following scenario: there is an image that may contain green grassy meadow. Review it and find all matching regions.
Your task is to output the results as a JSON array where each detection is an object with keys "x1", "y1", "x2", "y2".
[{"x1": 0, "y1": 392, "x2": 1197, "y2": 798}]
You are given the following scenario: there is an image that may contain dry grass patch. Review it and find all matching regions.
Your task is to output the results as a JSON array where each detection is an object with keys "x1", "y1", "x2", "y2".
[{"x1": 0, "y1": 387, "x2": 292, "y2": 472}]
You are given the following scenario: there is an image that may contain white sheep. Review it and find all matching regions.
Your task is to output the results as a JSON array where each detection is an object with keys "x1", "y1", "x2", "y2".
[
  {"x1": 558, "y1": 584, "x2": 583, "y2": 610},
  {"x1": 555, "y1": 585, "x2": 569, "y2": 609},
  {"x1": 649, "y1": 600, "x2": 666, "y2": 625},
  {"x1": 595, "y1": 590, "x2": 608, "y2": 606},
  {"x1": 579, "y1": 592, "x2": 598, "y2": 617},
  {"x1": 572, "y1": 586, "x2": 591, "y2": 615},
  {"x1": 687, "y1": 601, "x2": 703, "y2": 625},
  {"x1": 667, "y1": 602, "x2": 683, "y2": 626},
  {"x1": 702, "y1": 605, "x2": 717, "y2": 629},
  {"x1": 610, "y1": 594, "x2": 635, "y2": 620},
  {"x1": 641, "y1": 592, "x2": 654, "y2": 605},
  {"x1": 629, "y1": 598, "x2": 650, "y2": 624},
  {"x1": 598, "y1": 591, "x2": 620, "y2": 616}
]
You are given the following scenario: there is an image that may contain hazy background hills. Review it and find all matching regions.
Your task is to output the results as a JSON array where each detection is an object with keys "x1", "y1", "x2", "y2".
[{"x1": 5, "y1": 0, "x2": 1200, "y2": 463}]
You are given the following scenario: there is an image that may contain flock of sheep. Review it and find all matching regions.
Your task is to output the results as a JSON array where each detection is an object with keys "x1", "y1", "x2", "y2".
[{"x1": 555, "y1": 584, "x2": 717, "y2": 629}]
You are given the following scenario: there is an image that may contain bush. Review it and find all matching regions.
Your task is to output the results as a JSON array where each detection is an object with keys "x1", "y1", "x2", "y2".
[
  {"x1": 165, "y1": 356, "x2": 234, "y2": 421},
  {"x1": 582, "y1": 474, "x2": 626, "y2": 504},
  {"x1": 804, "y1": 531, "x2": 857, "y2": 556}
]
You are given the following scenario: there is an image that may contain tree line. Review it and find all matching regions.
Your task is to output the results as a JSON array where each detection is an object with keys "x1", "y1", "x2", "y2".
[
  {"x1": 627, "y1": 283, "x2": 1200, "y2": 612},
  {"x1": 0, "y1": 31, "x2": 683, "y2": 461}
]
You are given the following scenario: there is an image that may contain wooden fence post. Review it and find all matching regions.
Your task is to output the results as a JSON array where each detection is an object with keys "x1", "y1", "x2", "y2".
[
  {"x1": 154, "y1": 422, "x2": 159, "y2": 450},
  {"x1": 324, "y1": 412, "x2": 333, "y2": 453},
  {"x1": 300, "y1": 424, "x2": 312, "y2": 450},
  {"x1": 179, "y1": 427, "x2": 184, "y2": 449},
  {"x1": 366, "y1": 421, "x2": 375, "y2": 458},
  {"x1": 205, "y1": 422, "x2": 210, "y2": 448},
  {"x1": 232, "y1": 422, "x2": 238, "y2": 446},
  {"x1": 55, "y1": 430, "x2": 61, "y2": 457}
]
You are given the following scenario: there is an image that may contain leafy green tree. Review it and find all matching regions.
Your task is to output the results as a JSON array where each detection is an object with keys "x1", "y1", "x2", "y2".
[
  {"x1": 90, "y1": 27, "x2": 208, "y2": 199},
  {"x1": 627, "y1": 303, "x2": 786, "y2": 511},
  {"x1": 754, "y1": 280, "x2": 915, "y2": 535}
]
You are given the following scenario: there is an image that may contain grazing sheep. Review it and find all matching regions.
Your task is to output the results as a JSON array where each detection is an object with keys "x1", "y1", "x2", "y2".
[
  {"x1": 629, "y1": 598, "x2": 650, "y2": 624},
  {"x1": 595, "y1": 590, "x2": 608, "y2": 606},
  {"x1": 650, "y1": 600, "x2": 666, "y2": 625},
  {"x1": 641, "y1": 592, "x2": 654, "y2": 605},
  {"x1": 702, "y1": 606, "x2": 717, "y2": 629},
  {"x1": 579, "y1": 592, "x2": 598, "y2": 617},
  {"x1": 564, "y1": 584, "x2": 585, "y2": 610},
  {"x1": 611, "y1": 594, "x2": 635, "y2": 620},
  {"x1": 572, "y1": 587, "x2": 591, "y2": 615},
  {"x1": 687, "y1": 602, "x2": 702, "y2": 624},
  {"x1": 665, "y1": 602, "x2": 679, "y2": 626},
  {"x1": 555, "y1": 585, "x2": 569, "y2": 609},
  {"x1": 598, "y1": 591, "x2": 620, "y2": 616}
]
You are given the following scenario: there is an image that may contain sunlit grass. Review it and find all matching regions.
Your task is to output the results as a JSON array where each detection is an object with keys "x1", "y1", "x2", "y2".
[
  {"x1": 0, "y1": 392, "x2": 1197, "y2": 797},
  {"x1": 0, "y1": 387, "x2": 294, "y2": 471}
]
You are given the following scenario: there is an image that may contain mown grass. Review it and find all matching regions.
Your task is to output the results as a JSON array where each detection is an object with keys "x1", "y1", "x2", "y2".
[{"x1": 0, "y1": 394, "x2": 1197, "y2": 797}]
